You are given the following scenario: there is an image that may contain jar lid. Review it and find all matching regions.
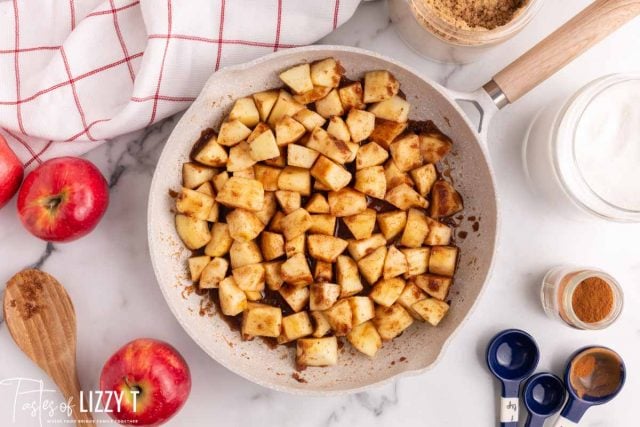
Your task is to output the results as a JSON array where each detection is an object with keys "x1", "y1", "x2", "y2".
[{"x1": 555, "y1": 74, "x2": 640, "y2": 222}]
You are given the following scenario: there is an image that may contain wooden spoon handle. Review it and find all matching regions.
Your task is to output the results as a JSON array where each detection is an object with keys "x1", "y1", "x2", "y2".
[
  {"x1": 490, "y1": 0, "x2": 640, "y2": 104},
  {"x1": 54, "y1": 365, "x2": 95, "y2": 425}
]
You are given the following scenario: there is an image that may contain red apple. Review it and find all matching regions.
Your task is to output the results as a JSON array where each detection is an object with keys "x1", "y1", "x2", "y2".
[
  {"x1": 0, "y1": 134, "x2": 24, "y2": 209},
  {"x1": 100, "y1": 338, "x2": 191, "y2": 426},
  {"x1": 17, "y1": 157, "x2": 108, "y2": 242}
]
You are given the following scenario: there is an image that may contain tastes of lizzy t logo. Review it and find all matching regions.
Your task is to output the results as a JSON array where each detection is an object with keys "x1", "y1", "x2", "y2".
[{"x1": 0, "y1": 377, "x2": 138, "y2": 425}]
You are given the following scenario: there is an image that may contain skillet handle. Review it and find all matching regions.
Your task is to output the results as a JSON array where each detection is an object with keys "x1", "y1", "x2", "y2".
[{"x1": 484, "y1": 0, "x2": 640, "y2": 108}]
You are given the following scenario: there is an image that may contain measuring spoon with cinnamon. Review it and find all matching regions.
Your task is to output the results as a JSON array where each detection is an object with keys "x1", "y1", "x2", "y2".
[{"x1": 3, "y1": 269, "x2": 94, "y2": 426}]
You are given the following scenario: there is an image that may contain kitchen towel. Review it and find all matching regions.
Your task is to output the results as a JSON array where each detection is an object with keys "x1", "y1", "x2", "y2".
[{"x1": 0, "y1": 0, "x2": 360, "y2": 168}]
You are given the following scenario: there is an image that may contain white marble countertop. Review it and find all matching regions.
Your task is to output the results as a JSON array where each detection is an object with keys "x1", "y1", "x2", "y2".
[{"x1": 1, "y1": 1, "x2": 639, "y2": 426}]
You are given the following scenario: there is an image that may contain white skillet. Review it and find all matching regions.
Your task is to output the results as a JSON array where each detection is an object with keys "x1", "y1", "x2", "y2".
[{"x1": 147, "y1": 0, "x2": 639, "y2": 395}]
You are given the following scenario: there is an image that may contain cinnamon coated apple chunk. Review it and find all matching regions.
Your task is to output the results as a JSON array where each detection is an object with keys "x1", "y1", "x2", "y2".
[{"x1": 175, "y1": 57, "x2": 465, "y2": 368}]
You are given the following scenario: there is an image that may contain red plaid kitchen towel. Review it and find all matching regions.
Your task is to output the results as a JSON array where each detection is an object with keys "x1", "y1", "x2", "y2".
[{"x1": 0, "y1": 0, "x2": 360, "y2": 168}]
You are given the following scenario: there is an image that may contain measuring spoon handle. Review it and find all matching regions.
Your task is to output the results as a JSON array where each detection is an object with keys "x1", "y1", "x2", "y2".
[
  {"x1": 524, "y1": 413, "x2": 547, "y2": 427},
  {"x1": 499, "y1": 380, "x2": 520, "y2": 427},
  {"x1": 553, "y1": 397, "x2": 590, "y2": 427}
]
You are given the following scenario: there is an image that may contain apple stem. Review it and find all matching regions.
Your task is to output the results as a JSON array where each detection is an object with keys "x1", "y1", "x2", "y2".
[
  {"x1": 123, "y1": 377, "x2": 142, "y2": 396},
  {"x1": 46, "y1": 196, "x2": 63, "y2": 211}
]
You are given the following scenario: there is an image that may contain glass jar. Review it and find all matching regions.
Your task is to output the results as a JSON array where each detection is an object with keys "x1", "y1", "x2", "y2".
[
  {"x1": 541, "y1": 266, "x2": 623, "y2": 330},
  {"x1": 388, "y1": 0, "x2": 544, "y2": 64},
  {"x1": 523, "y1": 74, "x2": 640, "y2": 222}
]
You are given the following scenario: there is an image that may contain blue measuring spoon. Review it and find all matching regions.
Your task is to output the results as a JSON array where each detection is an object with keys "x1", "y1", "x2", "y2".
[
  {"x1": 553, "y1": 346, "x2": 625, "y2": 427},
  {"x1": 523, "y1": 373, "x2": 565, "y2": 427},
  {"x1": 487, "y1": 329, "x2": 540, "y2": 427}
]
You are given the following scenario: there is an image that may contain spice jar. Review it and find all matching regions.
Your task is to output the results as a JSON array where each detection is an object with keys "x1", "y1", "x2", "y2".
[
  {"x1": 388, "y1": 0, "x2": 545, "y2": 64},
  {"x1": 541, "y1": 266, "x2": 623, "y2": 330}
]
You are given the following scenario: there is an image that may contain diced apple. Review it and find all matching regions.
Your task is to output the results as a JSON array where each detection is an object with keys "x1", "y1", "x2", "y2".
[
  {"x1": 307, "y1": 235, "x2": 348, "y2": 262},
  {"x1": 402, "y1": 247, "x2": 430, "y2": 278},
  {"x1": 337, "y1": 255, "x2": 363, "y2": 297},
  {"x1": 279, "y1": 284, "x2": 310, "y2": 312},
  {"x1": 328, "y1": 188, "x2": 367, "y2": 217},
  {"x1": 242, "y1": 303, "x2": 282, "y2": 338},
  {"x1": 296, "y1": 337, "x2": 338, "y2": 367},
  {"x1": 400, "y1": 208, "x2": 430, "y2": 248},
  {"x1": 218, "y1": 277, "x2": 248, "y2": 316},
  {"x1": 368, "y1": 95, "x2": 410, "y2": 123},
  {"x1": 310, "y1": 58, "x2": 343, "y2": 88},
  {"x1": 309, "y1": 214, "x2": 336, "y2": 235},
  {"x1": 357, "y1": 246, "x2": 387, "y2": 284},
  {"x1": 384, "y1": 159, "x2": 414, "y2": 189},
  {"x1": 229, "y1": 240, "x2": 262, "y2": 268},
  {"x1": 343, "y1": 208, "x2": 376, "y2": 240},
  {"x1": 410, "y1": 164, "x2": 437, "y2": 196},
  {"x1": 228, "y1": 97, "x2": 260, "y2": 128},
  {"x1": 278, "y1": 166, "x2": 311, "y2": 196},
  {"x1": 285, "y1": 233, "x2": 305, "y2": 257},
  {"x1": 347, "y1": 321, "x2": 382, "y2": 357},
  {"x1": 385, "y1": 184, "x2": 428, "y2": 210},
  {"x1": 175, "y1": 214, "x2": 211, "y2": 250},
  {"x1": 356, "y1": 142, "x2": 388, "y2": 170},
  {"x1": 204, "y1": 223, "x2": 232, "y2": 257},
  {"x1": 232, "y1": 263, "x2": 265, "y2": 291},
  {"x1": 390, "y1": 134, "x2": 423, "y2": 172},
  {"x1": 200, "y1": 257, "x2": 229, "y2": 289},
  {"x1": 267, "y1": 90, "x2": 304, "y2": 127},
  {"x1": 254, "y1": 191, "x2": 277, "y2": 225},
  {"x1": 383, "y1": 245, "x2": 408, "y2": 279},
  {"x1": 424, "y1": 217, "x2": 452, "y2": 246},
  {"x1": 412, "y1": 298, "x2": 449, "y2": 326},
  {"x1": 428, "y1": 246, "x2": 458, "y2": 277},
  {"x1": 281, "y1": 208, "x2": 312, "y2": 240},
  {"x1": 411, "y1": 274, "x2": 453, "y2": 301},
  {"x1": 346, "y1": 109, "x2": 375, "y2": 143},
  {"x1": 377, "y1": 210, "x2": 407, "y2": 241},
  {"x1": 373, "y1": 303, "x2": 414, "y2": 340},
  {"x1": 307, "y1": 127, "x2": 352, "y2": 164},
  {"x1": 192, "y1": 134, "x2": 228, "y2": 167},
  {"x1": 253, "y1": 90, "x2": 279, "y2": 122},
  {"x1": 370, "y1": 119, "x2": 407, "y2": 149},
  {"x1": 327, "y1": 116, "x2": 351, "y2": 142},
  {"x1": 310, "y1": 311, "x2": 332, "y2": 338},
  {"x1": 227, "y1": 141, "x2": 257, "y2": 172},
  {"x1": 430, "y1": 180, "x2": 463, "y2": 218},
  {"x1": 275, "y1": 116, "x2": 306, "y2": 146},
  {"x1": 261, "y1": 231, "x2": 285, "y2": 261},
  {"x1": 218, "y1": 119, "x2": 252, "y2": 146},
  {"x1": 279, "y1": 63, "x2": 313, "y2": 94},
  {"x1": 280, "y1": 253, "x2": 313, "y2": 286},
  {"x1": 188, "y1": 255, "x2": 211, "y2": 282},
  {"x1": 254, "y1": 164, "x2": 281, "y2": 192},
  {"x1": 275, "y1": 190, "x2": 301, "y2": 214},
  {"x1": 370, "y1": 277, "x2": 405, "y2": 307},
  {"x1": 315, "y1": 89, "x2": 344, "y2": 118},
  {"x1": 310, "y1": 156, "x2": 352, "y2": 191},
  {"x1": 248, "y1": 128, "x2": 279, "y2": 162},
  {"x1": 309, "y1": 283, "x2": 341, "y2": 311},
  {"x1": 338, "y1": 81, "x2": 365, "y2": 110},
  {"x1": 363, "y1": 70, "x2": 400, "y2": 103},
  {"x1": 293, "y1": 108, "x2": 326, "y2": 131},
  {"x1": 354, "y1": 166, "x2": 386, "y2": 199},
  {"x1": 278, "y1": 311, "x2": 313, "y2": 344},
  {"x1": 216, "y1": 177, "x2": 264, "y2": 211},
  {"x1": 176, "y1": 187, "x2": 214, "y2": 220},
  {"x1": 212, "y1": 170, "x2": 229, "y2": 193},
  {"x1": 264, "y1": 261, "x2": 284, "y2": 291},
  {"x1": 348, "y1": 296, "x2": 375, "y2": 326},
  {"x1": 182, "y1": 162, "x2": 216, "y2": 189},
  {"x1": 419, "y1": 132, "x2": 453, "y2": 163},
  {"x1": 397, "y1": 283, "x2": 427, "y2": 319},
  {"x1": 226, "y1": 209, "x2": 265, "y2": 242},
  {"x1": 324, "y1": 299, "x2": 353, "y2": 336},
  {"x1": 287, "y1": 144, "x2": 319, "y2": 168},
  {"x1": 347, "y1": 234, "x2": 387, "y2": 261}
]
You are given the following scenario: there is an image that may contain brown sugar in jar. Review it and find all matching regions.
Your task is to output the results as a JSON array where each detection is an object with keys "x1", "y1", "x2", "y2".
[{"x1": 541, "y1": 267, "x2": 624, "y2": 330}]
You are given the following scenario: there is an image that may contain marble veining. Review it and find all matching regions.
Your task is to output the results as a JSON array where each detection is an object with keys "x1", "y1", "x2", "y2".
[{"x1": 1, "y1": 1, "x2": 638, "y2": 425}]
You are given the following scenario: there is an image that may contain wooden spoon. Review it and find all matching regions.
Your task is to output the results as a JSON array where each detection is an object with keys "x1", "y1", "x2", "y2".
[{"x1": 3, "y1": 269, "x2": 94, "y2": 425}]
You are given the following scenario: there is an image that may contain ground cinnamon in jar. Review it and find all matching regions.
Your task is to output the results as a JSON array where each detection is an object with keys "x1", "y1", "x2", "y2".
[{"x1": 572, "y1": 277, "x2": 614, "y2": 323}]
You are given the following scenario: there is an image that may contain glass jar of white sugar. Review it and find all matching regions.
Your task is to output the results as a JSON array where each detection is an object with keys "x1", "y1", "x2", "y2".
[{"x1": 523, "y1": 74, "x2": 640, "y2": 222}]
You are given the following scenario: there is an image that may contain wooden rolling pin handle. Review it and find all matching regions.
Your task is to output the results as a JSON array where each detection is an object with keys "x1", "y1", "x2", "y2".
[{"x1": 489, "y1": 0, "x2": 640, "y2": 105}]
